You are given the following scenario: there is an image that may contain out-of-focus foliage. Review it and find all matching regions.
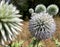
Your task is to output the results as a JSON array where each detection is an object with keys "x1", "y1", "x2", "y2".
[
  {"x1": 8, "y1": 40, "x2": 24, "y2": 47},
  {"x1": 34, "y1": 0, "x2": 60, "y2": 8},
  {"x1": 29, "y1": 37, "x2": 45, "y2": 47},
  {"x1": 11, "y1": 0, "x2": 29, "y2": 20},
  {"x1": 52, "y1": 38, "x2": 60, "y2": 47},
  {"x1": 7, "y1": 37, "x2": 44, "y2": 47},
  {"x1": 10, "y1": 0, "x2": 60, "y2": 20}
]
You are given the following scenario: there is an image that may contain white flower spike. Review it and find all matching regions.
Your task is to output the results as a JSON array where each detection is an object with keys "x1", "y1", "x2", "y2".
[{"x1": 0, "y1": 0, "x2": 23, "y2": 45}]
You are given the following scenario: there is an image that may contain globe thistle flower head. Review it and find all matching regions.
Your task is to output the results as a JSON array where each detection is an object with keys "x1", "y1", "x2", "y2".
[
  {"x1": 35, "y1": 4, "x2": 46, "y2": 13},
  {"x1": 47, "y1": 4, "x2": 59, "y2": 15},
  {"x1": 29, "y1": 12, "x2": 56, "y2": 40},
  {"x1": 29, "y1": 8, "x2": 34, "y2": 14},
  {"x1": 0, "y1": 0, "x2": 23, "y2": 45}
]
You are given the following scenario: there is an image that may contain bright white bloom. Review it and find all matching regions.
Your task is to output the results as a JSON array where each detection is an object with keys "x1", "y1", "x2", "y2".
[
  {"x1": 35, "y1": 4, "x2": 46, "y2": 13},
  {"x1": 47, "y1": 4, "x2": 59, "y2": 15},
  {"x1": 29, "y1": 13, "x2": 56, "y2": 40},
  {"x1": 29, "y1": 8, "x2": 34, "y2": 14},
  {"x1": 0, "y1": 0, "x2": 23, "y2": 45}
]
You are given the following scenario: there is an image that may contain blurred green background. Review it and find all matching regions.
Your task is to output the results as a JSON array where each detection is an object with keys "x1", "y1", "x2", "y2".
[{"x1": 6, "y1": 0, "x2": 60, "y2": 20}]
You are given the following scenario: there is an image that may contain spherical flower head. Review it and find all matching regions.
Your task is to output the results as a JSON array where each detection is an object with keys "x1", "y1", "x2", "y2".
[
  {"x1": 35, "y1": 4, "x2": 46, "y2": 13},
  {"x1": 29, "y1": 12, "x2": 56, "y2": 40},
  {"x1": 29, "y1": 8, "x2": 34, "y2": 14},
  {"x1": 0, "y1": 0, "x2": 23, "y2": 45},
  {"x1": 47, "y1": 4, "x2": 59, "y2": 15}
]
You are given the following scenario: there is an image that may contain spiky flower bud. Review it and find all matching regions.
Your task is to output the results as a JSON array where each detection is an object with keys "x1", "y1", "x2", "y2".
[
  {"x1": 29, "y1": 8, "x2": 34, "y2": 14},
  {"x1": 47, "y1": 4, "x2": 59, "y2": 15},
  {"x1": 35, "y1": 4, "x2": 46, "y2": 13},
  {"x1": 0, "y1": 0, "x2": 23, "y2": 45},
  {"x1": 29, "y1": 12, "x2": 56, "y2": 40}
]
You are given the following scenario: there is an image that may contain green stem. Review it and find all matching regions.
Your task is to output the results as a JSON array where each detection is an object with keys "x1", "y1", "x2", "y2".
[{"x1": 37, "y1": 42, "x2": 39, "y2": 47}]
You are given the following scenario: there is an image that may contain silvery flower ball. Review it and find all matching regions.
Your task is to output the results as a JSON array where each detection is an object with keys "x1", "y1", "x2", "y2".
[
  {"x1": 29, "y1": 12, "x2": 56, "y2": 40},
  {"x1": 29, "y1": 8, "x2": 34, "y2": 14},
  {"x1": 35, "y1": 4, "x2": 46, "y2": 13},
  {"x1": 47, "y1": 4, "x2": 59, "y2": 15}
]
